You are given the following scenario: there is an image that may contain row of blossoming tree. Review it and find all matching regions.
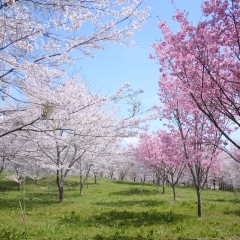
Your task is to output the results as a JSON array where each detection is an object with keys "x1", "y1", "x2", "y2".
[
  {"x1": 130, "y1": 0, "x2": 240, "y2": 218},
  {"x1": 0, "y1": 0, "x2": 152, "y2": 202},
  {"x1": 1, "y1": 0, "x2": 240, "y2": 216}
]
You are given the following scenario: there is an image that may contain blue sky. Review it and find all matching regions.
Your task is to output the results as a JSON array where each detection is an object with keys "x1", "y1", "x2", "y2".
[{"x1": 73, "y1": 0, "x2": 204, "y2": 132}]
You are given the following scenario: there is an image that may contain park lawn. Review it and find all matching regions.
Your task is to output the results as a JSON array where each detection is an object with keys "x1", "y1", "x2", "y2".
[{"x1": 0, "y1": 175, "x2": 240, "y2": 240}]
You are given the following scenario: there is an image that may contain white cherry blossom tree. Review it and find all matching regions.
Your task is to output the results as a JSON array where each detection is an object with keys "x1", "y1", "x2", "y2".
[{"x1": 0, "y1": 0, "x2": 150, "y2": 137}]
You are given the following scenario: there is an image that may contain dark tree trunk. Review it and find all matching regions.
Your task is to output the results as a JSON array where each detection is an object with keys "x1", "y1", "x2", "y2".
[
  {"x1": 79, "y1": 164, "x2": 91, "y2": 196},
  {"x1": 80, "y1": 175, "x2": 84, "y2": 196},
  {"x1": 94, "y1": 174, "x2": 97, "y2": 184},
  {"x1": 57, "y1": 170, "x2": 64, "y2": 202},
  {"x1": 156, "y1": 176, "x2": 160, "y2": 190},
  {"x1": 133, "y1": 173, "x2": 136, "y2": 182},
  {"x1": 18, "y1": 181, "x2": 22, "y2": 190},
  {"x1": 196, "y1": 189, "x2": 202, "y2": 218},
  {"x1": 162, "y1": 180, "x2": 165, "y2": 194},
  {"x1": 0, "y1": 166, "x2": 4, "y2": 175},
  {"x1": 58, "y1": 181, "x2": 64, "y2": 202},
  {"x1": 172, "y1": 185, "x2": 176, "y2": 201},
  {"x1": 142, "y1": 174, "x2": 146, "y2": 184}
]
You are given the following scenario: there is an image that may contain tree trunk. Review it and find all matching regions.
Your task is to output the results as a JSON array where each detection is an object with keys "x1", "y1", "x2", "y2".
[
  {"x1": 18, "y1": 181, "x2": 22, "y2": 190},
  {"x1": 58, "y1": 180, "x2": 64, "y2": 202},
  {"x1": 172, "y1": 185, "x2": 176, "y2": 201},
  {"x1": 79, "y1": 164, "x2": 91, "y2": 196},
  {"x1": 80, "y1": 174, "x2": 84, "y2": 196},
  {"x1": 94, "y1": 174, "x2": 97, "y2": 184},
  {"x1": 156, "y1": 176, "x2": 160, "y2": 190},
  {"x1": 196, "y1": 189, "x2": 202, "y2": 218},
  {"x1": 17, "y1": 176, "x2": 24, "y2": 190},
  {"x1": 142, "y1": 174, "x2": 146, "y2": 184},
  {"x1": 35, "y1": 177, "x2": 39, "y2": 185},
  {"x1": 80, "y1": 182, "x2": 84, "y2": 196},
  {"x1": 86, "y1": 178, "x2": 89, "y2": 189},
  {"x1": 57, "y1": 170, "x2": 64, "y2": 202},
  {"x1": 162, "y1": 180, "x2": 165, "y2": 194}
]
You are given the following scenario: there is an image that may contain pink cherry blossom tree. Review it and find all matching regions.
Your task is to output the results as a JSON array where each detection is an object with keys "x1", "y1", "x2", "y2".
[
  {"x1": 130, "y1": 130, "x2": 185, "y2": 200},
  {"x1": 151, "y1": 0, "x2": 240, "y2": 161},
  {"x1": 154, "y1": 70, "x2": 224, "y2": 217}
]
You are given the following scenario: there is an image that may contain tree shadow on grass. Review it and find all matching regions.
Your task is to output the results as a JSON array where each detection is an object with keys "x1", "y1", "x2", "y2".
[
  {"x1": 93, "y1": 235, "x2": 199, "y2": 240},
  {"x1": 111, "y1": 188, "x2": 160, "y2": 197},
  {"x1": 93, "y1": 234, "x2": 153, "y2": 240},
  {"x1": 224, "y1": 209, "x2": 240, "y2": 217},
  {"x1": 229, "y1": 198, "x2": 240, "y2": 204},
  {"x1": 205, "y1": 197, "x2": 240, "y2": 204},
  {"x1": 86, "y1": 209, "x2": 187, "y2": 227},
  {"x1": 0, "y1": 180, "x2": 19, "y2": 192},
  {"x1": 0, "y1": 192, "x2": 59, "y2": 210},
  {"x1": 93, "y1": 236, "x2": 205, "y2": 240},
  {"x1": 113, "y1": 181, "x2": 154, "y2": 187},
  {"x1": 59, "y1": 209, "x2": 188, "y2": 228},
  {"x1": 95, "y1": 199, "x2": 166, "y2": 208}
]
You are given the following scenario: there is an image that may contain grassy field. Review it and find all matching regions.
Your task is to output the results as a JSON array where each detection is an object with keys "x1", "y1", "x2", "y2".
[{"x1": 0, "y1": 174, "x2": 240, "y2": 240}]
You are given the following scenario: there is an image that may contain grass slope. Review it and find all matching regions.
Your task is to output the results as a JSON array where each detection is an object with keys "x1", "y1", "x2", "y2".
[{"x1": 0, "y1": 174, "x2": 240, "y2": 240}]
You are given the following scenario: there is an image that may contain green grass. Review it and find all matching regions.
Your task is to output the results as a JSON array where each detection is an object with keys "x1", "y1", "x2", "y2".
[{"x1": 0, "y1": 174, "x2": 240, "y2": 240}]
